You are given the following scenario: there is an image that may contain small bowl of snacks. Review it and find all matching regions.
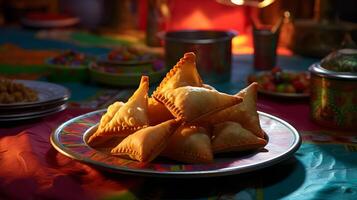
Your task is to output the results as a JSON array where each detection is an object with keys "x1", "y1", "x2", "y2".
[
  {"x1": 99, "y1": 46, "x2": 157, "y2": 73},
  {"x1": 47, "y1": 50, "x2": 94, "y2": 82},
  {"x1": 309, "y1": 48, "x2": 357, "y2": 130},
  {"x1": 248, "y1": 67, "x2": 310, "y2": 98},
  {"x1": 91, "y1": 46, "x2": 165, "y2": 87},
  {"x1": 89, "y1": 59, "x2": 166, "y2": 87}
]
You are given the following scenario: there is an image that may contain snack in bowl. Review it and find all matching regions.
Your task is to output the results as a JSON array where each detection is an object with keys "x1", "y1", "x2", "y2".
[
  {"x1": 47, "y1": 50, "x2": 94, "y2": 82},
  {"x1": 89, "y1": 48, "x2": 165, "y2": 87},
  {"x1": 88, "y1": 52, "x2": 267, "y2": 163},
  {"x1": 50, "y1": 50, "x2": 93, "y2": 67},
  {"x1": 107, "y1": 46, "x2": 156, "y2": 64},
  {"x1": 98, "y1": 46, "x2": 161, "y2": 75},
  {"x1": 248, "y1": 67, "x2": 310, "y2": 96}
]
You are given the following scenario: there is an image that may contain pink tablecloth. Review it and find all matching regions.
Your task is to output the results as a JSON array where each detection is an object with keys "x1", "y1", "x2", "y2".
[{"x1": 0, "y1": 109, "x2": 142, "y2": 200}]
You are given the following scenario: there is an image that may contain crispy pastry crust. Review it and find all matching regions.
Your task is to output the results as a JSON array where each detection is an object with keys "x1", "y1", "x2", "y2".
[
  {"x1": 88, "y1": 76, "x2": 150, "y2": 146},
  {"x1": 152, "y1": 52, "x2": 203, "y2": 96},
  {"x1": 153, "y1": 86, "x2": 243, "y2": 122},
  {"x1": 162, "y1": 124, "x2": 213, "y2": 163},
  {"x1": 212, "y1": 121, "x2": 267, "y2": 153},
  {"x1": 110, "y1": 119, "x2": 181, "y2": 162},
  {"x1": 147, "y1": 97, "x2": 174, "y2": 126},
  {"x1": 200, "y1": 82, "x2": 264, "y2": 138}
]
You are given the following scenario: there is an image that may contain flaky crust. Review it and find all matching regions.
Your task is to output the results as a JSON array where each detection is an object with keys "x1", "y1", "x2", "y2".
[
  {"x1": 153, "y1": 86, "x2": 243, "y2": 122},
  {"x1": 162, "y1": 124, "x2": 213, "y2": 163},
  {"x1": 152, "y1": 52, "x2": 203, "y2": 96},
  {"x1": 212, "y1": 121, "x2": 267, "y2": 153},
  {"x1": 147, "y1": 97, "x2": 174, "y2": 126},
  {"x1": 110, "y1": 119, "x2": 181, "y2": 162},
  {"x1": 200, "y1": 82, "x2": 264, "y2": 138},
  {"x1": 88, "y1": 76, "x2": 150, "y2": 146}
]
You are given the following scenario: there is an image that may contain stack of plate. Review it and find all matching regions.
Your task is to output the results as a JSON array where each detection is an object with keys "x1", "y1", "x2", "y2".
[{"x1": 0, "y1": 80, "x2": 70, "y2": 122}]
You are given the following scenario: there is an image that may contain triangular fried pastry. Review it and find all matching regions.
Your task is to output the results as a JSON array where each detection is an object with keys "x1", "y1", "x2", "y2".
[
  {"x1": 212, "y1": 121, "x2": 267, "y2": 153},
  {"x1": 154, "y1": 86, "x2": 243, "y2": 122},
  {"x1": 147, "y1": 97, "x2": 174, "y2": 126},
  {"x1": 162, "y1": 125, "x2": 213, "y2": 163},
  {"x1": 97, "y1": 101, "x2": 125, "y2": 132},
  {"x1": 111, "y1": 119, "x2": 181, "y2": 162},
  {"x1": 152, "y1": 52, "x2": 203, "y2": 96},
  {"x1": 88, "y1": 76, "x2": 150, "y2": 146},
  {"x1": 201, "y1": 82, "x2": 264, "y2": 138},
  {"x1": 87, "y1": 101, "x2": 125, "y2": 147}
]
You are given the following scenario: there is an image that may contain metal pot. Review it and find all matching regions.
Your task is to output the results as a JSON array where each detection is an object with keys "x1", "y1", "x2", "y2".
[
  {"x1": 309, "y1": 63, "x2": 357, "y2": 130},
  {"x1": 163, "y1": 30, "x2": 236, "y2": 83}
]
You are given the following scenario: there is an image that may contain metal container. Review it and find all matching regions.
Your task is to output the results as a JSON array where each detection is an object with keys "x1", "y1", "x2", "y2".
[
  {"x1": 309, "y1": 63, "x2": 357, "y2": 130},
  {"x1": 163, "y1": 30, "x2": 236, "y2": 83},
  {"x1": 253, "y1": 29, "x2": 279, "y2": 70}
]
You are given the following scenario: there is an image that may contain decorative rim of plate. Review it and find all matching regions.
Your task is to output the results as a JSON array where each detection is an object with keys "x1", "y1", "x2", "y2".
[
  {"x1": 51, "y1": 109, "x2": 301, "y2": 178},
  {"x1": 0, "y1": 80, "x2": 71, "y2": 108}
]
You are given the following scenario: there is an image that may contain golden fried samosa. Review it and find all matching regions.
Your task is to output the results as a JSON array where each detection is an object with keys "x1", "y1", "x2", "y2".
[
  {"x1": 88, "y1": 76, "x2": 150, "y2": 146},
  {"x1": 212, "y1": 121, "x2": 267, "y2": 153},
  {"x1": 111, "y1": 119, "x2": 180, "y2": 162},
  {"x1": 162, "y1": 124, "x2": 213, "y2": 163},
  {"x1": 154, "y1": 86, "x2": 242, "y2": 122},
  {"x1": 202, "y1": 82, "x2": 264, "y2": 138},
  {"x1": 147, "y1": 97, "x2": 174, "y2": 126},
  {"x1": 152, "y1": 52, "x2": 203, "y2": 96}
]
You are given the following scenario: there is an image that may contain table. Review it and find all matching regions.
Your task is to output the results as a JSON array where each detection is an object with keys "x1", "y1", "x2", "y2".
[{"x1": 0, "y1": 28, "x2": 356, "y2": 200}]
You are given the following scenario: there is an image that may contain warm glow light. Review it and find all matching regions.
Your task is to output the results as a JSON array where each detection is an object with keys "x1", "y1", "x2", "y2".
[
  {"x1": 257, "y1": 0, "x2": 275, "y2": 8},
  {"x1": 161, "y1": 1, "x2": 290, "y2": 56},
  {"x1": 231, "y1": 0, "x2": 245, "y2": 5},
  {"x1": 229, "y1": 0, "x2": 275, "y2": 8},
  {"x1": 177, "y1": 10, "x2": 212, "y2": 29},
  {"x1": 232, "y1": 35, "x2": 292, "y2": 56},
  {"x1": 167, "y1": 2, "x2": 246, "y2": 31},
  {"x1": 232, "y1": 35, "x2": 253, "y2": 54}
]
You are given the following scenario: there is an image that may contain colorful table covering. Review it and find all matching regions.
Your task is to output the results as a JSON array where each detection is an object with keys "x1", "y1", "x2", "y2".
[{"x1": 0, "y1": 28, "x2": 356, "y2": 200}]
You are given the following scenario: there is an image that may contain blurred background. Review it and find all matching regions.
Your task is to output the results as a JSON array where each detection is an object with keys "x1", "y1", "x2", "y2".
[
  {"x1": 1, "y1": 2, "x2": 357, "y2": 200},
  {"x1": 0, "y1": 0, "x2": 356, "y2": 56}
]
